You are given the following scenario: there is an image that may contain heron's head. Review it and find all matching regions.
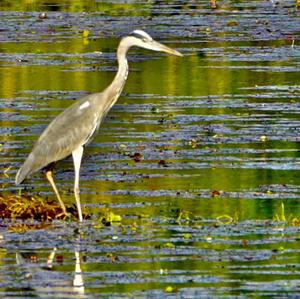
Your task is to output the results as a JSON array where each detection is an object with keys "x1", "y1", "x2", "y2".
[{"x1": 122, "y1": 30, "x2": 183, "y2": 57}]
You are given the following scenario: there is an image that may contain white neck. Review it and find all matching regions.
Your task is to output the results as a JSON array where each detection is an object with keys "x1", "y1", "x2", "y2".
[{"x1": 102, "y1": 38, "x2": 130, "y2": 114}]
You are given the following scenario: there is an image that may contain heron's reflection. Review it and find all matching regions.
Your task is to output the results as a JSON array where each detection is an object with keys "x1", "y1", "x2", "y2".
[{"x1": 15, "y1": 240, "x2": 85, "y2": 298}]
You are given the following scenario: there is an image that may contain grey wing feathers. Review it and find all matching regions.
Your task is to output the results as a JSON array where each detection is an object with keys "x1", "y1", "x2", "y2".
[{"x1": 15, "y1": 93, "x2": 103, "y2": 184}]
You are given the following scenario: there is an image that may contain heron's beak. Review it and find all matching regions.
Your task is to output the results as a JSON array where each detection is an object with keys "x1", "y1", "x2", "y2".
[{"x1": 148, "y1": 40, "x2": 183, "y2": 57}]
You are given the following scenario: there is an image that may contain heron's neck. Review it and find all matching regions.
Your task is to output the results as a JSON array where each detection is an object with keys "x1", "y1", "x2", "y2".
[{"x1": 103, "y1": 45, "x2": 129, "y2": 114}]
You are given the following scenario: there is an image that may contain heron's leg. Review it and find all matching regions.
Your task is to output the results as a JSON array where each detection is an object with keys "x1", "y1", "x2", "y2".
[
  {"x1": 45, "y1": 170, "x2": 67, "y2": 215},
  {"x1": 72, "y1": 145, "x2": 84, "y2": 222}
]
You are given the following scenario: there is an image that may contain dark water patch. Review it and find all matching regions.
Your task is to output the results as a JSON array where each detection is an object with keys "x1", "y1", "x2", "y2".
[{"x1": 0, "y1": 1, "x2": 299, "y2": 43}]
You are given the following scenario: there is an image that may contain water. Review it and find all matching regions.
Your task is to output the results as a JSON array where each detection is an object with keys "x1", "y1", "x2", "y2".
[{"x1": 1, "y1": 0, "x2": 300, "y2": 297}]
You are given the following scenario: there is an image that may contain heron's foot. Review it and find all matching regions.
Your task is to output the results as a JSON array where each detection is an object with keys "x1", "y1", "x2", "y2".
[{"x1": 56, "y1": 211, "x2": 73, "y2": 221}]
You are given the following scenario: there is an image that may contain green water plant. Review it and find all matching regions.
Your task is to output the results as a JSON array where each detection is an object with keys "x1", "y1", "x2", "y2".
[{"x1": 273, "y1": 202, "x2": 299, "y2": 225}]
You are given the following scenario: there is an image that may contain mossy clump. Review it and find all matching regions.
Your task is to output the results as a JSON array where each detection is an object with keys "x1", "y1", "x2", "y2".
[{"x1": 0, "y1": 192, "x2": 80, "y2": 221}]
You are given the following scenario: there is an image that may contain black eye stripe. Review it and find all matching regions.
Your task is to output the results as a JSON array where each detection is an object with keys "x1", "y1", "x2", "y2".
[
  {"x1": 129, "y1": 31, "x2": 151, "y2": 41},
  {"x1": 129, "y1": 32, "x2": 144, "y2": 39}
]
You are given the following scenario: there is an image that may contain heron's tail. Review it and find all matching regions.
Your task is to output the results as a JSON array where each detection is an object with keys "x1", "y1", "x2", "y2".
[
  {"x1": 15, "y1": 165, "x2": 28, "y2": 185},
  {"x1": 15, "y1": 154, "x2": 35, "y2": 185}
]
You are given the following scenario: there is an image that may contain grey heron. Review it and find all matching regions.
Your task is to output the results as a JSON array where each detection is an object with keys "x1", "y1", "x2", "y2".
[{"x1": 15, "y1": 30, "x2": 182, "y2": 221}]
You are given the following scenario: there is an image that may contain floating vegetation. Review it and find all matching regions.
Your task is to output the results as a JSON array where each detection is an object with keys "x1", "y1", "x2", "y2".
[
  {"x1": 128, "y1": 152, "x2": 143, "y2": 162},
  {"x1": 216, "y1": 214, "x2": 235, "y2": 224},
  {"x1": 165, "y1": 285, "x2": 178, "y2": 293},
  {"x1": 273, "y1": 202, "x2": 299, "y2": 225},
  {"x1": 0, "y1": 193, "x2": 82, "y2": 221},
  {"x1": 96, "y1": 208, "x2": 122, "y2": 228}
]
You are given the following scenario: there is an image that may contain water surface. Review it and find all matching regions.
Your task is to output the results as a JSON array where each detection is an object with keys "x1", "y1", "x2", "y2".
[{"x1": 1, "y1": 0, "x2": 300, "y2": 298}]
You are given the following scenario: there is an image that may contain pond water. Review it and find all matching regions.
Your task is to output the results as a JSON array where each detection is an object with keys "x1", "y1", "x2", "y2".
[{"x1": 1, "y1": 0, "x2": 300, "y2": 298}]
